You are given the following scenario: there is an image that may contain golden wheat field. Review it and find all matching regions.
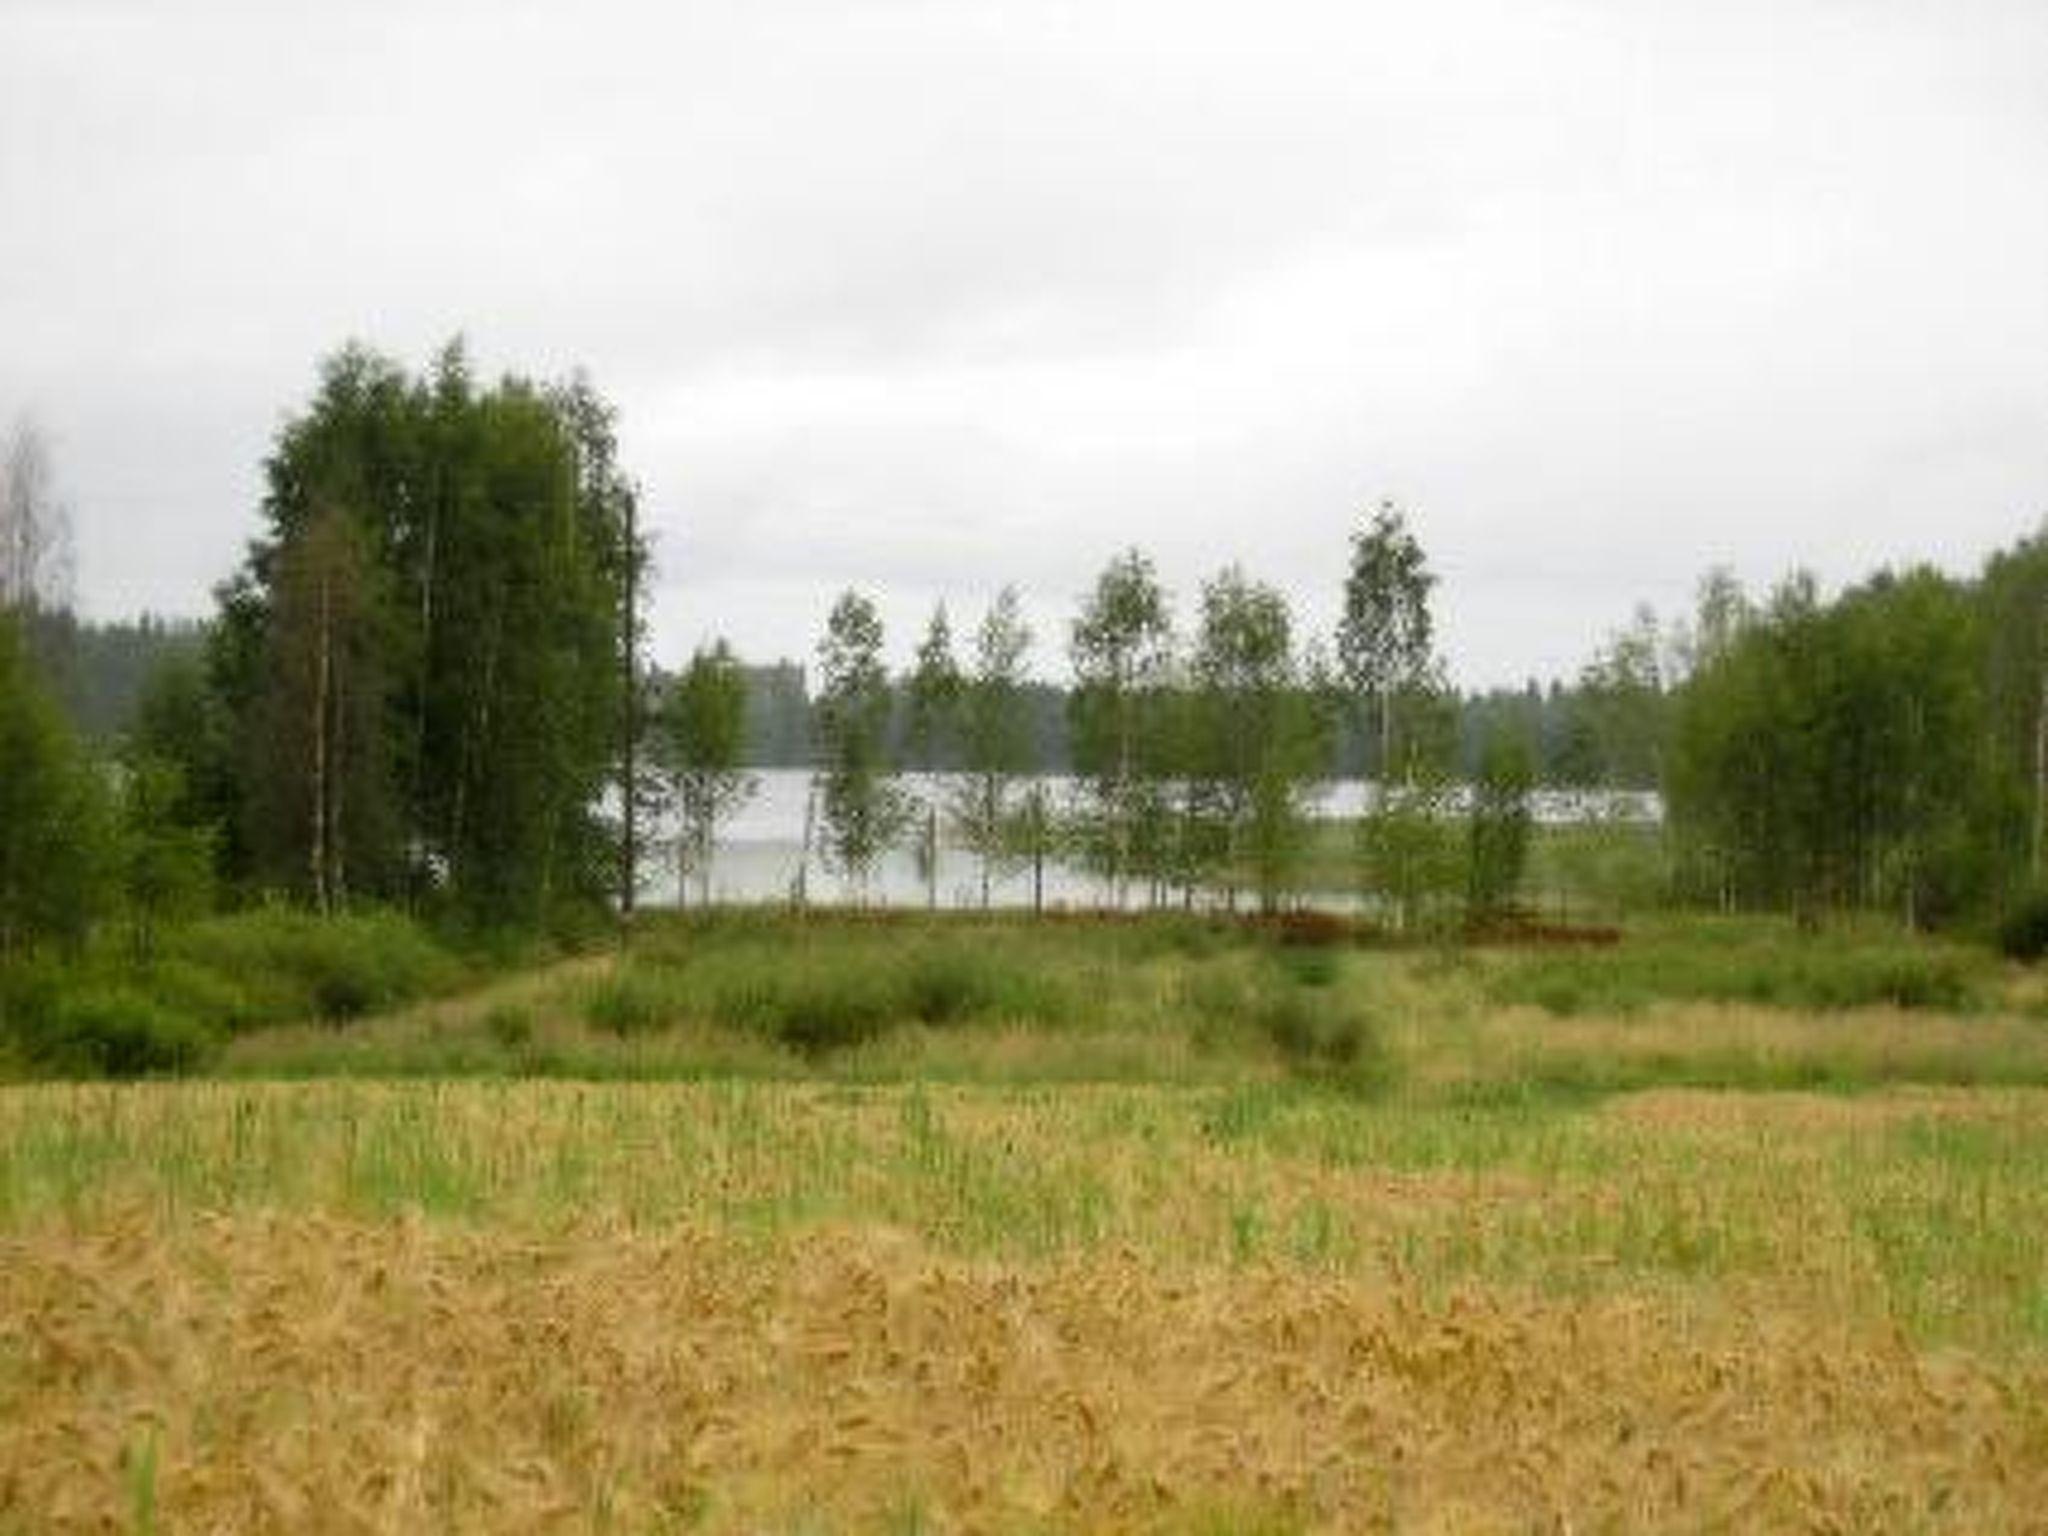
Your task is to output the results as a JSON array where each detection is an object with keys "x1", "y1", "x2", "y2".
[{"x1": 5, "y1": 1075, "x2": 2048, "y2": 1533}]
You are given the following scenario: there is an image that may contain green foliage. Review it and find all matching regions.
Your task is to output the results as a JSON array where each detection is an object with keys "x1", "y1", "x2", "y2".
[
  {"x1": 1187, "y1": 566, "x2": 1333, "y2": 912},
  {"x1": 0, "y1": 614, "x2": 114, "y2": 956},
  {"x1": 1568, "y1": 605, "x2": 1667, "y2": 790},
  {"x1": 28, "y1": 987, "x2": 218, "y2": 1077},
  {"x1": 657, "y1": 639, "x2": 756, "y2": 907},
  {"x1": 116, "y1": 757, "x2": 217, "y2": 958},
  {"x1": 1667, "y1": 565, "x2": 1998, "y2": 925},
  {"x1": 1466, "y1": 730, "x2": 1533, "y2": 920},
  {"x1": 949, "y1": 586, "x2": 1036, "y2": 905},
  {"x1": 588, "y1": 927, "x2": 1076, "y2": 1054},
  {"x1": 812, "y1": 591, "x2": 908, "y2": 892},
  {"x1": 584, "y1": 971, "x2": 676, "y2": 1037},
  {"x1": 1998, "y1": 889, "x2": 2048, "y2": 963},
  {"x1": 168, "y1": 908, "x2": 462, "y2": 1025},
  {"x1": 1338, "y1": 499, "x2": 1437, "y2": 782},
  {"x1": 213, "y1": 340, "x2": 642, "y2": 928},
  {"x1": 1179, "y1": 947, "x2": 1394, "y2": 1093},
  {"x1": 0, "y1": 906, "x2": 472, "y2": 1080},
  {"x1": 1358, "y1": 772, "x2": 1463, "y2": 932},
  {"x1": 1068, "y1": 549, "x2": 1175, "y2": 901},
  {"x1": 1486, "y1": 925, "x2": 1990, "y2": 1016},
  {"x1": 41, "y1": 613, "x2": 208, "y2": 745},
  {"x1": 1533, "y1": 811, "x2": 1667, "y2": 922},
  {"x1": 483, "y1": 1003, "x2": 536, "y2": 1050},
  {"x1": 903, "y1": 603, "x2": 963, "y2": 771}
]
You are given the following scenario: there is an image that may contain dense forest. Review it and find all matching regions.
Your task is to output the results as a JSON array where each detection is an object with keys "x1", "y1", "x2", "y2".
[{"x1": 3, "y1": 341, "x2": 2046, "y2": 978}]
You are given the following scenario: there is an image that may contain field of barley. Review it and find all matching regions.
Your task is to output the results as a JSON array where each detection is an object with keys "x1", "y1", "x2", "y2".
[{"x1": 5, "y1": 915, "x2": 2048, "y2": 1532}]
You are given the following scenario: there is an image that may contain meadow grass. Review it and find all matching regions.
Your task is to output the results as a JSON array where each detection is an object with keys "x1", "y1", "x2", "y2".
[
  {"x1": 186, "y1": 910, "x2": 2048, "y2": 1105},
  {"x1": 6, "y1": 1075, "x2": 2047, "y2": 1356},
  {"x1": 8, "y1": 911, "x2": 2048, "y2": 1529}
]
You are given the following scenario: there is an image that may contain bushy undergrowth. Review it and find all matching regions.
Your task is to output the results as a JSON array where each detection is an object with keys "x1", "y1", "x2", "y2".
[
  {"x1": 1487, "y1": 925, "x2": 1990, "y2": 1017},
  {"x1": 32, "y1": 987, "x2": 219, "y2": 1077},
  {"x1": 1998, "y1": 890, "x2": 2048, "y2": 963},
  {"x1": 586, "y1": 923, "x2": 1076, "y2": 1053},
  {"x1": 169, "y1": 909, "x2": 464, "y2": 1024},
  {"x1": 1180, "y1": 948, "x2": 1395, "y2": 1094},
  {"x1": 0, "y1": 908, "x2": 465, "y2": 1079}
]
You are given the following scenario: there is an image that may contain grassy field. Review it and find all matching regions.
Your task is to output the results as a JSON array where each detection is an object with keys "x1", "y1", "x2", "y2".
[{"x1": 5, "y1": 913, "x2": 2048, "y2": 1530}]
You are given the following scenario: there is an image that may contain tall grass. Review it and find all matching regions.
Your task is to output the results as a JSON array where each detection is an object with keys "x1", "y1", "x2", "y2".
[
  {"x1": 5, "y1": 1078, "x2": 2048, "y2": 1354},
  {"x1": 1482, "y1": 918, "x2": 1995, "y2": 1016}
]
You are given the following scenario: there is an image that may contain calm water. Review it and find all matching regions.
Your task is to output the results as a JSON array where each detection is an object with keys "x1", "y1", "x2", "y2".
[{"x1": 637, "y1": 769, "x2": 1658, "y2": 911}]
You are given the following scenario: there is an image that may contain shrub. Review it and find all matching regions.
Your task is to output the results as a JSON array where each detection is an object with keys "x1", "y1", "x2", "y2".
[
  {"x1": 901, "y1": 948, "x2": 994, "y2": 1025},
  {"x1": 484, "y1": 1004, "x2": 535, "y2": 1050},
  {"x1": 771, "y1": 973, "x2": 896, "y2": 1054},
  {"x1": 1273, "y1": 945, "x2": 1341, "y2": 990},
  {"x1": 1488, "y1": 927, "x2": 1988, "y2": 1017},
  {"x1": 1255, "y1": 988, "x2": 1394, "y2": 1092},
  {"x1": 33, "y1": 987, "x2": 217, "y2": 1077},
  {"x1": 585, "y1": 972, "x2": 680, "y2": 1037},
  {"x1": 1999, "y1": 890, "x2": 2048, "y2": 963},
  {"x1": 145, "y1": 960, "x2": 259, "y2": 1034},
  {"x1": 169, "y1": 909, "x2": 462, "y2": 1027}
]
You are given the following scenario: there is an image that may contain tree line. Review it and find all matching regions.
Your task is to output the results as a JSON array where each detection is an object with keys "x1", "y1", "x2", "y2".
[
  {"x1": 4, "y1": 339, "x2": 2046, "y2": 965},
  {"x1": 694, "y1": 510, "x2": 1537, "y2": 921}
]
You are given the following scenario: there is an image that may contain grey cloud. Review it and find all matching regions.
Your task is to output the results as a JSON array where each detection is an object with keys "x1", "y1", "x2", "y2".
[{"x1": 3, "y1": 0, "x2": 2045, "y2": 687}]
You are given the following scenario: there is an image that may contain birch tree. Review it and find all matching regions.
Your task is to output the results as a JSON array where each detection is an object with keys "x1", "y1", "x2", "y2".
[
  {"x1": 813, "y1": 591, "x2": 905, "y2": 897},
  {"x1": 1068, "y1": 549, "x2": 1172, "y2": 904},
  {"x1": 658, "y1": 640, "x2": 755, "y2": 908},
  {"x1": 1337, "y1": 501, "x2": 1435, "y2": 786},
  {"x1": 949, "y1": 586, "x2": 1034, "y2": 908}
]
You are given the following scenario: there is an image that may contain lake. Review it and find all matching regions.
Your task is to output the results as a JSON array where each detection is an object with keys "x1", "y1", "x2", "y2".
[{"x1": 636, "y1": 769, "x2": 1660, "y2": 910}]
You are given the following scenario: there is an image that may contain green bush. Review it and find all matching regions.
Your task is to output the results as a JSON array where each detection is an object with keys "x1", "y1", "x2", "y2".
[
  {"x1": 585, "y1": 972, "x2": 681, "y2": 1037},
  {"x1": 1273, "y1": 944, "x2": 1341, "y2": 989},
  {"x1": 1255, "y1": 988, "x2": 1394, "y2": 1093},
  {"x1": 901, "y1": 947, "x2": 991, "y2": 1025},
  {"x1": 1487, "y1": 927, "x2": 1988, "y2": 1017},
  {"x1": 483, "y1": 1004, "x2": 535, "y2": 1050},
  {"x1": 169, "y1": 909, "x2": 463, "y2": 1026},
  {"x1": 33, "y1": 987, "x2": 217, "y2": 1077},
  {"x1": 145, "y1": 959, "x2": 259, "y2": 1034},
  {"x1": 1999, "y1": 890, "x2": 2048, "y2": 963},
  {"x1": 769, "y1": 971, "x2": 897, "y2": 1053},
  {"x1": 602, "y1": 924, "x2": 1079, "y2": 1054}
]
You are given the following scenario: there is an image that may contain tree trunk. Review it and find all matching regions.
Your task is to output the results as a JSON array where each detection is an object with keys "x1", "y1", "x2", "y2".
[
  {"x1": 2035, "y1": 590, "x2": 2048, "y2": 884},
  {"x1": 331, "y1": 635, "x2": 347, "y2": 910},
  {"x1": 310, "y1": 569, "x2": 331, "y2": 914},
  {"x1": 619, "y1": 489, "x2": 640, "y2": 931},
  {"x1": 793, "y1": 782, "x2": 816, "y2": 909},
  {"x1": 412, "y1": 498, "x2": 438, "y2": 906}
]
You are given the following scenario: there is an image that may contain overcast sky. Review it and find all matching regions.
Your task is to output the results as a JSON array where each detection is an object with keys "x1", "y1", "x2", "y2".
[{"x1": 4, "y1": 0, "x2": 2044, "y2": 687}]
